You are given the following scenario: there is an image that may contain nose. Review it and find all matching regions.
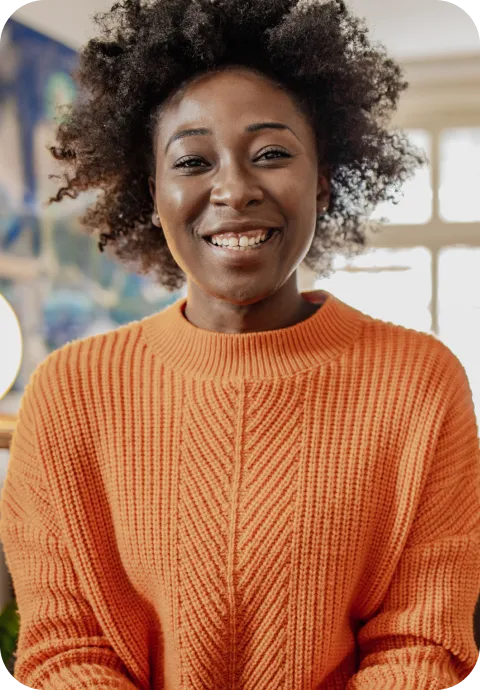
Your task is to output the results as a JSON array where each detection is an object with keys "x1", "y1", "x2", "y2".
[{"x1": 209, "y1": 161, "x2": 264, "y2": 210}]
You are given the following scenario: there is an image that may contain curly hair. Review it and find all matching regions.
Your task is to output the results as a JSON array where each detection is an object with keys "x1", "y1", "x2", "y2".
[{"x1": 46, "y1": 0, "x2": 426, "y2": 292}]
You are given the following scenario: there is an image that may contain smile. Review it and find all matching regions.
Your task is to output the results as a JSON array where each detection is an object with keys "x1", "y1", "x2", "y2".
[{"x1": 203, "y1": 228, "x2": 279, "y2": 257}]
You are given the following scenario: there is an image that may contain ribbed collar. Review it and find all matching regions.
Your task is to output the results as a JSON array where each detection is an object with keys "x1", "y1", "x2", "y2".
[{"x1": 140, "y1": 289, "x2": 370, "y2": 381}]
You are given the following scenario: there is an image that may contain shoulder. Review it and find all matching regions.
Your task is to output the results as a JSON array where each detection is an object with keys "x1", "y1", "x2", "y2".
[
  {"x1": 24, "y1": 318, "x2": 144, "y2": 410},
  {"x1": 359, "y1": 312, "x2": 467, "y2": 397}
]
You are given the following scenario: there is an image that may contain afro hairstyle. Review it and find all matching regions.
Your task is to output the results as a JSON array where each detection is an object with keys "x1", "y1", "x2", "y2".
[{"x1": 46, "y1": 0, "x2": 427, "y2": 292}]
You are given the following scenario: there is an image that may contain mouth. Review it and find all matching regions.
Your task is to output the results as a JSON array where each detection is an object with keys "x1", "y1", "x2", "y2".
[{"x1": 202, "y1": 228, "x2": 279, "y2": 254}]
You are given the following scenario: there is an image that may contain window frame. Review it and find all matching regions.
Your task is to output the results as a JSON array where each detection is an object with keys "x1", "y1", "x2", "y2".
[{"x1": 364, "y1": 55, "x2": 480, "y2": 336}]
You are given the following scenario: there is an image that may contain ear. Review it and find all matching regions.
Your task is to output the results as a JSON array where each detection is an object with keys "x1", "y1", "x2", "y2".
[
  {"x1": 148, "y1": 176, "x2": 161, "y2": 227},
  {"x1": 148, "y1": 175, "x2": 156, "y2": 204},
  {"x1": 317, "y1": 162, "x2": 331, "y2": 216}
]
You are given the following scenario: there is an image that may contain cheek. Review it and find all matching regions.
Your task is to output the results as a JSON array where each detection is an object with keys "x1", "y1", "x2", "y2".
[
  {"x1": 281, "y1": 194, "x2": 316, "y2": 233},
  {"x1": 157, "y1": 182, "x2": 189, "y2": 218},
  {"x1": 157, "y1": 227, "x2": 195, "y2": 277},
  {"x1": 276, "y1": 166, "x2": 317, "y2": 211}
]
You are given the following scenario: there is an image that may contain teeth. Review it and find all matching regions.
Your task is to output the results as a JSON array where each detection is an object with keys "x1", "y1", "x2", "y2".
[{"x1": 210, "y1": 231, "x2": 270, "y2": 248}]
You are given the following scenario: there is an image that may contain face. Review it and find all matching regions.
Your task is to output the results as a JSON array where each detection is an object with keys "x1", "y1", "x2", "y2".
[{"x1": 148, "y1": 67, "x2": 330, "y2": 306}]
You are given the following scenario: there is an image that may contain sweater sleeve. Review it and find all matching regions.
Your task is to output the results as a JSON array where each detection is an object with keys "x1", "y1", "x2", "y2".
[
  {"x1": 0, "y1": 373, "x2": 139, "y2": 690},
  {"x1": 346, "y1": 352, "x2": 480, "y2": 690}
]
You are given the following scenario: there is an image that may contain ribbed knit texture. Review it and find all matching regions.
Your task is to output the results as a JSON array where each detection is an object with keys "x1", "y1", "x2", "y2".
[{"x1": 1, "y1": 288, "x2": 480, "y2": 690}]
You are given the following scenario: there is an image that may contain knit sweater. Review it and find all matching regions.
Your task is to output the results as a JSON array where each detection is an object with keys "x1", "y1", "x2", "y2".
[{"x1": 1, "y1": 288, "x2": 480, "y2": 690}]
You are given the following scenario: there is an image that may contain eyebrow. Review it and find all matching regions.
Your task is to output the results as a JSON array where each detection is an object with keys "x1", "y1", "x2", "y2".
[{"x1": 164, "y1": 121, "x2": 299, "y2": 155}]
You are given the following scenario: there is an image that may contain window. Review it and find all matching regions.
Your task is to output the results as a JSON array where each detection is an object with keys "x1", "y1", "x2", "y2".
[
  {"x1": 438, "y1": 247, "x2": 480, "y2": 418},
  {"x1": 439, "y1": 127, "x2": 480, "y2": 223},
  {"x1": 315, "y1": 247, "x2": 432, "y2": 333},
  {"x1": 371, "y1": 129, "x2": 432, "y2": 225}
]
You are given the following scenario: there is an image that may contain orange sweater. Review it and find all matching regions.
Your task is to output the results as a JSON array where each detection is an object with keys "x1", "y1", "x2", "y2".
[{"x1": 1, "y1": 288, "x2": 480, "y2": 690}]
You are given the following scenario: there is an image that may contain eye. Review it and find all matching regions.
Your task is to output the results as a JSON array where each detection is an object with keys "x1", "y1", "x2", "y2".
[
  {"x1": 173, "y1": 147, "x2": 292, "y2": 170},
  {"x1": 256, "y1": 146, "x2": 292, "y2": 161},
  {"x1": 173, "y1": 156, "x2": 206, "y2": 169}
]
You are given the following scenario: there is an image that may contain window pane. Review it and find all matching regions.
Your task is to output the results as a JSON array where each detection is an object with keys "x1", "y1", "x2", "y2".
[
  {"x1": 314, "y1": 247, "x2": 432, "y2": 332},
  {"x1": 439, "y1": 128, "x2": 480, "y2": 223},
  {"x1": 371, "y1": 130, "x2": 432, "y2": 225},
  {"x1": 438, "y1": 247, "x2": 480, "y2": 421}
]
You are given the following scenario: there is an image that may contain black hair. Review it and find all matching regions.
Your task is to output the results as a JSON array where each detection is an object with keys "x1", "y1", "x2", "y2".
[{"x1": 46, "y1": 0, "x2": 426, "y2": 292}]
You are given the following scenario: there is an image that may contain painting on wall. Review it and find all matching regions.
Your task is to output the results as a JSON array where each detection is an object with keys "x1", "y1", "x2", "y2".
[{"x1": 0, "y1": 19, "x2": 184, "y2": 395}]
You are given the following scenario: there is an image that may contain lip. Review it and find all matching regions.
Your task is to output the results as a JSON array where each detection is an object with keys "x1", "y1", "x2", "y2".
[
  {"x1": 202, "y1": 227, "x2": 280, "y2": 260},
  {"x1": 201, "y1": 220, "x2": 282, "y2": 238}
]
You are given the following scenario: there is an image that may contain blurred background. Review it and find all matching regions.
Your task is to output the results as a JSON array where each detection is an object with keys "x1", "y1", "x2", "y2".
[{"x1": 0, "y1": 0, "x2": 479, "y2": 638}]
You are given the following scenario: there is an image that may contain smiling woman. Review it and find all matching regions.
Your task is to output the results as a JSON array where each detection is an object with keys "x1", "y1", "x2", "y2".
[
  {"x1": 44, "y1": 0, "x2": 424, "y2": 301},
  {"x1": 145, "y1": 63, "x2": 337, "y2": 331},
  {"x1": 2, "y1": 2, "x2": 479, "y2": 690}
]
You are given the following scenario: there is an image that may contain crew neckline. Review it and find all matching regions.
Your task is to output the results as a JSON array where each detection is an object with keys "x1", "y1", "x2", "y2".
[{"x1": 140, "y1": 289, "x2": 370, "y2": 380}]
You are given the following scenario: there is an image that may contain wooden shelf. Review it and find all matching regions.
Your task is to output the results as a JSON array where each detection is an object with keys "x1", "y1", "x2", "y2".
[{"x1": 0, "y1": 415, "x2": 17, "y2": 450}]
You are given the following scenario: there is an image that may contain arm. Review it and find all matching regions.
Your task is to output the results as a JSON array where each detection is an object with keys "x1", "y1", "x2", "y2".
[
  {"x1": 0, "y1": 373, "x2": 140, "y2": 690},
  {"x1": 347, "y1": 352, "x2": 480, "y2": 689}
]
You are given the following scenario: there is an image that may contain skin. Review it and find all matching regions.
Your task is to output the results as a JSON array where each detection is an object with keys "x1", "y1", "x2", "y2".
[{"x1": 148, "y1": 66, "x2": 331, "y2": 334}]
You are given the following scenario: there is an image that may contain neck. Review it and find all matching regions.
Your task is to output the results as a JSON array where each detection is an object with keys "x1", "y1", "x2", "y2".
[{"x1": 183, "y1": 279, "x2": 324, "y2": 334}]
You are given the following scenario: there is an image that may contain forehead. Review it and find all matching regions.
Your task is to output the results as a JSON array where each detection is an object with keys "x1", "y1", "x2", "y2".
[{"x1": 157, "y1": 69, "x2": 306, "y2": 139}]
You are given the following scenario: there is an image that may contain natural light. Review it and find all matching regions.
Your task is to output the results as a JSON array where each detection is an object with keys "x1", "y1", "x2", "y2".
[
  {"x1": 439, "y1": 128, "x2": 480, "y2": 223},
  {"x1": 370, "y1": 130, "x2": 432, "y2": 225}
]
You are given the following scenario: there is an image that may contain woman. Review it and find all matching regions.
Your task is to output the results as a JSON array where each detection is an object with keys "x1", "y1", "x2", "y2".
[{"x1": 1, "y1": 1, "x2": 479, "y2": 688}]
